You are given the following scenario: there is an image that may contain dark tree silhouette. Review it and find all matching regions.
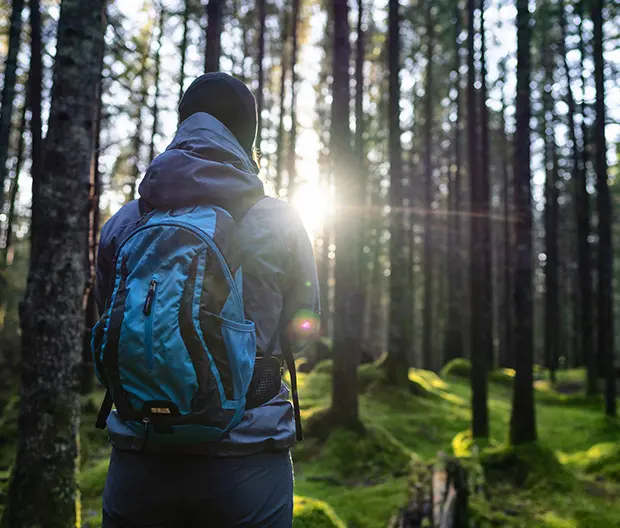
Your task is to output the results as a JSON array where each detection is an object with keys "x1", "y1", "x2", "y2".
[
  {"x1": 149, "y1": 4, "x2": 165, "y2": 163},
  {"x1": 275, "y1": 7, "x2": 290, "y2": 195},
  {"x1": 468, "y1": 0, "x2": 489, "y2": 439},
  {"x1": 205, "y1": 0, "x2": 222, "y2": 72},
  {"x1": 0, "y1": 0, "x2": 25, "y2": 213},
  {"x1": 510, "y1": 0, "x2": 537, "y2": 446},
  {"x1": 2, "y1": 97, "x2": 28, "y2": 268},
  {"x1": 178, "y1": 0, "x2": 191, "y2": 106},
  {"x1": 422, "y1": 2, "x2": 435, "y2": 372},
  {"x1": 27, "y1": 0, "x2": 43, "y2": 252},
  {"x1": 444, "y1": 0, "x2": 464, "y2": 364},
  {"x1": 256, "y1": 0, "x2": 267, "y2": 152},
  {"x1": 385, "y1": 0, "x2": 410, "y2": 386},
  {"x1": 4, "y1": 0, "x2": 106, "y2": 524},
  {"x1": 287, "y1": 0, "x2": 301, "y2": 196},
  {"x1": 591, "y1": 0, "x2": 616, "y2": 417},
  {"x1": 330, "y1": 0, "x2": 362, "y2": 428},
  {"x1": 542, "y1": 7, "x2": 559, "y2": 384}
]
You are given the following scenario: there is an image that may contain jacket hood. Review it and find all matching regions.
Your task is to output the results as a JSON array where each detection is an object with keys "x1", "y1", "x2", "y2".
[{"x1": 138, "y1": 112, "x2": 264, "y2": 217}]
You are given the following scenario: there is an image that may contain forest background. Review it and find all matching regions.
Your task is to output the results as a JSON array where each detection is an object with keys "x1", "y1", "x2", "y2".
[{"x1": 0, "y1": 0, "x2": 620, "y2": 526}]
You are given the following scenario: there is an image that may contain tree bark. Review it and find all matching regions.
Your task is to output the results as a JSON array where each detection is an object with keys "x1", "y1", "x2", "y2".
[
  {"x1": 28, "y1": 0, "x2": 43, "y2": 252},
  {"x1": 149, "y1": 5, "x2": 165, "y2": 163},
  {"x1": 4, "y1": 1, "x2": 106, "y2": 526},
  {"x1": 385, "y1": 0, "x2": 409, "y2": 386},
  {"x1": 330, "y1": 0, "x2": 362, "y2": 428},
  {"x1": 468, "y1": 0, "x2": 489, "y2": 439},
  {"x1": 444, "y1": 0, "x2": 464, "y2": 364},
  {"x1": 256, "y1": 0, "x2": 267, "y2": 153},
  {"x1": 0, "y1": 0, "x2": 25, "y2": 214},
  {"x1": 205, "y1": 0, "x2": 222, "y2": 73},
  {"x1": 510, "y1": 0, "x2": 537, "y2": 446},
  {"x1": 421, "y1": 3, "x2": 434, "y2": 372},
  {"x1": 178, "y1": 0, "x2": 191, "y2": 107},
  {"x1": 591, "y1": 0, "x2": 616, "y2": 417},
  {"x1": 81, "y1": 26, "x2": 106, "y2": 395}
]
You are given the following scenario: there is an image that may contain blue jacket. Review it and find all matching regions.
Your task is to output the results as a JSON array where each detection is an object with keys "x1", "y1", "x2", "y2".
[{"x1": 96, "y1": 113, "x2": 319, "y2": 455}]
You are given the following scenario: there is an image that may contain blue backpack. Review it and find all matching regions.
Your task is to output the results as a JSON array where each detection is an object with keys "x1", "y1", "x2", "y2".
[{"x1": 91, "y1": 204, "x2": 302, "y2": 445}]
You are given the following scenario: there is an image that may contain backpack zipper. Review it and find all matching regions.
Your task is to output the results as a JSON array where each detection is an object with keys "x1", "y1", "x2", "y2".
[{"x1": 144, "y1": 279, "x2": 157, "y2": 370}]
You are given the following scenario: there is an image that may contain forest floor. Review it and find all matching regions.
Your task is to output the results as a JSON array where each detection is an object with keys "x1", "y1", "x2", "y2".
[{"x1": 1, "y1": 360, "x2": 620, "y2": 527}]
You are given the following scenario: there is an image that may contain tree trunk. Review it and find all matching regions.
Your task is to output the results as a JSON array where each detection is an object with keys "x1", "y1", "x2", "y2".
[
  {"x1": 559, "y1": 0, "x2": 583, "y2": 371},
  {"x1": 499, "y1": 59, "x2": 514, "y2": 369},
  {"x1": 542, "y1": 10, "x2": 559, "y2": 384},
  {"x1": 385, "y1": 0, "x2": 409, "y2": 386},
  {"x1": 510, "y1": 0, "x2": 537, "y2": 446},
  {"x1": 330, "y1": 0, "x2": 362, "y2": 428},
  {"x1": 4, "y1": 1, "x2": 105, "y2": 526},
  {"x1": 28, "y1": 0, "x2": 43, "y2": 252},
  {"x1": 80, "y1": 28, "x2": 106, "y2": 395},
  {"x1": 287, "y1": 0, "x2": 300, "y2": 197},
  {"x1": 205, "y1": 0, "x2": 222, "y2": 73},
  {"x1": 444, "y1": 0, "x2": 464, "y2": 364},
  {"x1": 576, "y1": 0, "x2": 596, "y2": 392},
  {"x1": 2, "y1": 97, "x2": 28, "y2": 269},
  {"x1": 149, "y1": 5, "x2": 165, "y2": 163},
  {"x1": 355, "y1": 0, "x2": 364, "y2": 163},
  {"x1": 275, "y1": 7, "x2": 290, "y2": 195},
  {"x1": 128, "y1": 37, "x2": 151, "y2": 203},
  {"x1": 0, "y1": 0, "x2": 25, "y2": 214},
  {"x1": 468, "y1": 0, "x2": 489, "y2": 439},
  {"x1": 421, "y1": 3, "x2": 434, "y2": 372},
  {"x1": 178, "y1": 0, "x2": 191, "y2": 106},
  {"x1": 591, "y1": 0, "x2": 616, "y2": 417},
  {"x1": 256, "y1": 0, "x2": 267, "y2": 153},
  {"x1": 479, "y1": 0, "x2": 493, "y2": 370}
]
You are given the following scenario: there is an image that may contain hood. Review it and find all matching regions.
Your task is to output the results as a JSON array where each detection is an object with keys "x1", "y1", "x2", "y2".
[{"x1": 138, "y1": 113, "x2": 264, "y2": 217}]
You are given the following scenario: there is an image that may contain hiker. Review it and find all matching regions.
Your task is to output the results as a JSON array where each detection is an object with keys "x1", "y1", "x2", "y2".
[{"x1": 94, "y1": 73, "x2": 319, "y2": 528}]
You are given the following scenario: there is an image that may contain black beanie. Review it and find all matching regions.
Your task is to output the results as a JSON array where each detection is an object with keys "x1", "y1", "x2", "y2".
[{"x1": 178, "y1": 73, "x2": 258, "y2": 157}]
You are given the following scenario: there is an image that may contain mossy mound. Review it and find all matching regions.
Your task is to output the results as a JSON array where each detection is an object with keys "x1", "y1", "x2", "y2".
[
  {"x1": 293, "y1": 496, "x2": 346, "y2": 528},
  {"x1": 488, "y1": 368, "x2": 515, "y2": 387},
  {"x1": 482, "y1": 443, "x2": 575, "y2": 492},
  {"x1": 322, "y1": 427, "x2": 412, "y2": 481},
  {"x1": 560, "y1": 442, "x2": 620, "y2": 478},
  {"x1": 440, "y1": 358, "x2": 471, "y2": 379}
]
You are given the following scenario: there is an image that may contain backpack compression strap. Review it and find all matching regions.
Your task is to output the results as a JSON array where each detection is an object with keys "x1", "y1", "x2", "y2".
[{"x1": 248, "y1": 314, "x2": 303, "y2": 441}]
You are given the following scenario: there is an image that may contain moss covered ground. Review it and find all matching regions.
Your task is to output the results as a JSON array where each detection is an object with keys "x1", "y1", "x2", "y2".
[{"x1": 1, "y1": 362, "x2": 620, "y2": 527}]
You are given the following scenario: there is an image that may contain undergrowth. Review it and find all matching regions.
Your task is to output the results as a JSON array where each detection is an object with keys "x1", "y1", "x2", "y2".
[{"x1": 1, "y1": 364, "x2": 619, "y2": 527}]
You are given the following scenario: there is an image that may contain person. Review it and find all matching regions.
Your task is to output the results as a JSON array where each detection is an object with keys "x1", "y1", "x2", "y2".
[{"x1": 96, "y1": 72, "x2": 320, "y2": 528}]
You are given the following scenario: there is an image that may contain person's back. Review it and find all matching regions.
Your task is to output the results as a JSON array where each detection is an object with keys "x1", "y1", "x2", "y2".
[{"x1": 96, "y1": 73, "x2": 319, "y2": 527}]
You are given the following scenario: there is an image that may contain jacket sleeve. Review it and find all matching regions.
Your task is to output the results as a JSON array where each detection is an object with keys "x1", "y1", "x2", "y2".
[{"x1": 281, "y1": 211, "x2": 320, "y2": 352}]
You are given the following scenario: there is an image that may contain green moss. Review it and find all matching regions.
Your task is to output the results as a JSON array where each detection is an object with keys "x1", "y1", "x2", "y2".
[
  {"x1": 488, "y1": 368, "x2": 516, "y2": 387},
  {"x1": 313, "y1": 360, "x2": 333, "y2": 376},
  {"x1": 79, "y1": 459, "x2": 109, "y2": 499},
  {"x1": 482, "y1": 443, "x2": 575, "y2": 492},
  {"x1": 322, "y1": 427, "x2": 412, "y2": 481},
  {"x1": 440, "y1": 358, "x2": 471, "y2": 379},
  {"x1": 293, "y1": 496, "x2": 346, "y2": 528}
]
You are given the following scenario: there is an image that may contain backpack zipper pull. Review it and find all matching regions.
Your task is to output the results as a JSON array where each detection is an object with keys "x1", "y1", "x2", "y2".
[{"x1": 143, "y1": 279, "x2": 157, "y2": 316}]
